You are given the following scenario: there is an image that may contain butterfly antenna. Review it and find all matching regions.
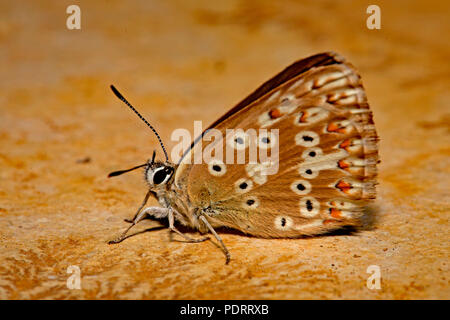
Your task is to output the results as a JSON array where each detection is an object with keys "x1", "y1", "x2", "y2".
[
  {"x1": 108, "y1": 163, "x2": 147, "y2": 178},
  {"x1": 110, "y1": 85, "x2": 169, "y2": 162},
  {"x1": 151, "y1": 150, "x2": 156, "y2": 165}
]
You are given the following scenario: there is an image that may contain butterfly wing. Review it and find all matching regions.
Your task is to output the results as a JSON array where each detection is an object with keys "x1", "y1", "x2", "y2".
[{"x1": 174, "y1": 52, "x2": 378, "y2": 237}]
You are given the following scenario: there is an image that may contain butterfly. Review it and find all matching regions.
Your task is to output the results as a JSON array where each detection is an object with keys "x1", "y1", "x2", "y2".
[{"x1": 108, "y1": 52, "x2": 379, "y2": 264}]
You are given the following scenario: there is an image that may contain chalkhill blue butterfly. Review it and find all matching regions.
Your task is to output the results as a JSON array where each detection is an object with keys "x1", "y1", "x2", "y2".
[{"x1": 108, "y1": 52, "x2": 379, "y2": 264}]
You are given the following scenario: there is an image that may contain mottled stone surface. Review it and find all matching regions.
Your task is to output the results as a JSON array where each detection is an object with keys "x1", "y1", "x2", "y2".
[{"x1": 0, "y1": 0, "x2": 449, "y2": 299}]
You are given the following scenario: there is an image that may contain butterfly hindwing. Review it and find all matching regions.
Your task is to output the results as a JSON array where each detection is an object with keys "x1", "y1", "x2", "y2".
[{"x1": 175, "y1": 52, "x2": 378, "y2": 237}]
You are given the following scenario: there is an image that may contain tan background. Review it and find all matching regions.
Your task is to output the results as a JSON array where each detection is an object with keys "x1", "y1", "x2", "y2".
[{"x1": 0, "y1": 0, "x2": 449, "y2": 299}]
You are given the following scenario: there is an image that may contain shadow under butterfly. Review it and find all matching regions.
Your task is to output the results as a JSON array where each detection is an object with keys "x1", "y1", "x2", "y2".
[{"x1": 107, "y1": 52, "x2": 379, "y2": 264}]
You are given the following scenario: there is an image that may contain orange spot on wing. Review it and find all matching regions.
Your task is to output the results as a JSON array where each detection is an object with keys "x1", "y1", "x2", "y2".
[
  {"x1": 299, "y1": 111, "x2": 308, "y2": 122},
  {"x1": 330, "y1": 208, "x2": 342, "y2": 218},
  {"x1": 269, "y1": 108, "x2": 282, "y2": 119},
  {"x1": 327, "y1": 93, "x2": 339, "y2": 102},
  {"x1": 327, "y1": 122, "x2": 339, "y2": 132},
  {"x1": 327, "y1": 122, "x2": 346, "y2": 133},
  {"x1": 336, "y1": 180, "x2": 352, "y2": 193},
  {"x1": 338, "y1": 160, "x2": 350, "y2": 169},
  {"x1": 339, "y1": 139, "x2": 351, "y2": 150}
]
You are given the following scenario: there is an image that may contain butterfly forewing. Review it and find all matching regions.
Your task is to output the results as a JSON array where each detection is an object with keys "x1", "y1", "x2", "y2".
[{"x1": 175, "y1": 52, "x2": 378, "y2": 237}]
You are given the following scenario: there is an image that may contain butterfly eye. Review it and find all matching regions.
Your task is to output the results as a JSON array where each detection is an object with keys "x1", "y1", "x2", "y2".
[{"x1": 152, "y1": 167, "x2": 172, "y2": 185}]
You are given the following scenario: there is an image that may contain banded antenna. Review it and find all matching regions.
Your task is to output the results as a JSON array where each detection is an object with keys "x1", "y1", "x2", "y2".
[{"x1": 110, "y1": 85, "x2": 169, "y2": 161}]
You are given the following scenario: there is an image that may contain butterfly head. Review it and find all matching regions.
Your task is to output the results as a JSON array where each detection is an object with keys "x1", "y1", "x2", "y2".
[
  {"x1": 144, "y1": 154, "x2": 175, "y2": 189},
  {"x1": 108, "y1": 150, "x2": 175, "y2": 190}
]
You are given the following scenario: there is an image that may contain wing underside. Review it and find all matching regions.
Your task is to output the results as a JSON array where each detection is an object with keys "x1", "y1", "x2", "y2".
[{"x1": 176, "y1": 52, "x2": 378, "y2": 237}]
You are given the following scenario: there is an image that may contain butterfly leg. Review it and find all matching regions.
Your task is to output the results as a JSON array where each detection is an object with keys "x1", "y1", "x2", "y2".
[
  {"x1": 108, "y1": 206, "x2": 169, "y2": 244},
  {"x1": 199, "y1": 215, "x2": 230, "y2": 265},
  {"x1": 168, "y1": 208, "x2": 210, "y2": 243},
  {"x1": 124, "y1": 189, "x2": 153, "y2": 223}
]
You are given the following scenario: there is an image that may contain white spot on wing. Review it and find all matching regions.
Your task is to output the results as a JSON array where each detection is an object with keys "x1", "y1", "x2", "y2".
[
  {"x1": 294, "y1": 107, "x2": 330, "y2": 126},
  {"x1": 207, "y1": 159, "x2": 226, "y2": 177},
  {"x1": 275, "y1": 216, "x2": 293, "y2": 230},
  {"x1": 295, "y1": 131, "x2": 320, "y2": 147},
  {"x1": 299, "y1": 197, "x2": 320, "y2": 217},
  {"x1": 301, "y1": 147, "x2": 323, "y2": 161},
  {"x1": 299, "y1": 166, "x2": 319, "y2": 179},
  {"x1": 227, "y1": 131, "x2": 249, "y2": 150},
  {"x1": 298, "y1": 149, "x2": 348, "y2": 177},
  {"x1": 243, "y1": 196, "x2": 259, "y2": 209},
  {"x1": 290, "y1": 179, "x2": 312, "y2": 195},
  {"x1": 235, "y1": 178, "x2": 253, "y2": 194},
  {"x1": 258, "y1": 131, "x2": 277, "y2": 150},
  {"x1": 246, "y1": 161, "x2": 275, "y2": 185}
]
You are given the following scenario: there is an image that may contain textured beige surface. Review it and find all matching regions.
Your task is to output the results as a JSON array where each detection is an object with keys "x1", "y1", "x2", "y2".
[{"x1": 0, "y1": 0, "x2": 449, "y2": 299}]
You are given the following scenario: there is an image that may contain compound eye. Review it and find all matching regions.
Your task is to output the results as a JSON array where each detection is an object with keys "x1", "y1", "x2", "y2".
[{"x1": 152, "y1": 167, "x2": 171, "y2": 185}]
